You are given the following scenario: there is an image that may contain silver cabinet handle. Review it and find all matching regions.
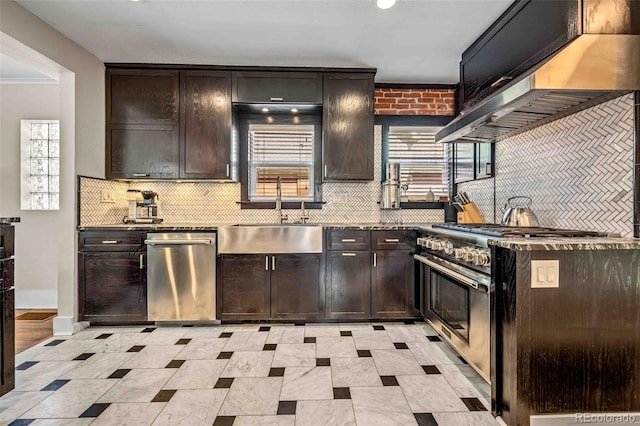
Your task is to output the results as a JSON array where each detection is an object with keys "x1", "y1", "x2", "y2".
[
  {"x1": 490, "y1": 76, "x2": 513, "y2": 88},
  {"x1": 265, "y1": 256, "x2": 269, "y2": 271},
  {"x1": 133, "y1": 173, "x2": 149, "y2": 177},
  {"x1": 384, "y1": 239, "x2": 400, "y2": 243},
  {"x1": 101, "y1": 240, "x2": 118, "y2": 244},
  {"x1": 342, "y1": 252, "x2": 356, "y2": 256},
  {"x1": 373, "y1": 252, "x2": 377, "y2": 267},
  {"x1": 226, "y1": 164, "x2": 230, "y2": 177},
  {"x1": 341, "y1": 239, "x2": 356, "y2": 243},
  {"x1": 413, "y1": 254, "x2": 484, "y2": 291},
  {"x1": 145, "y1": 239, "x2": 212, "y2": 246},
  {"x1": 139, "y1": 253, "x2": 144, "y2": 269},
  {"x1": 324, "y1": 165, "x2": 327, "y2": 178},
  {"x1": 272, "y1": 255, "x2": 276, "y2": 270},
  {"x1": 270, "y1": 97, "x2": 284, "y2": 102}
]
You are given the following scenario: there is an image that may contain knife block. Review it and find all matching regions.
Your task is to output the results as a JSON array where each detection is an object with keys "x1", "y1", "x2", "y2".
[{"x1": 457, "y1": 202, "x2": 485, "y2": 224}]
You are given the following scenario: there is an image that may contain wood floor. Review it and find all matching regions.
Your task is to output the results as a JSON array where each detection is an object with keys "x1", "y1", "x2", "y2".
[{"x1": 15, "y1": 309, "x2": 55, "y2": 354}]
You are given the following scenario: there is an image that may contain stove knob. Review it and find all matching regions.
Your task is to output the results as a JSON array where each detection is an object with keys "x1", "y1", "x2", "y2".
[
  {"x1": 463, "y1": 248, "x2": 475, "y2": 262},
  {"x1": 417, "y1": 237, "x2": 426, "y2": 247},
  {"x1": 475, "y1": 252, "x2": 490, "y2": 267},
  {"x1": 453, "y1": 248, "x2": 465, "y2": 259},
  {"x1": 431, "y1": 240, "x2": 444, "y2": 251},
  {"x1": 444, "y1": 241, "x2": 454, "y2": 255}
]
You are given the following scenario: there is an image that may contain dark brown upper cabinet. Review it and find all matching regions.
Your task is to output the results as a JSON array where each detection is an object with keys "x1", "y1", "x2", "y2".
[
  {"x1": 181, "y1": 71, "x2": 232, "y2": 179},
  {"x1": 232, "y1": 71, "x2": 322, "y2": 104},
  {"x1": 323, "y1": 73, "x2": 375, "y2": 181}
]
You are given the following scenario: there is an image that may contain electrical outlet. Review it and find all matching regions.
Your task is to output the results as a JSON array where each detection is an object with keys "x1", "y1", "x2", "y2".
[
  {"x1": 100, "y1": 189, "x2": 115, "y2": 203},
  {"x1": 531, "y1": 260, "x2": 559, "y2": 288}
]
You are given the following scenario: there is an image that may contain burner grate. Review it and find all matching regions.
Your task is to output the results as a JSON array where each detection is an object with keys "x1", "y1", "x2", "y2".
[{"x1": 432, "y1": 223, "x2": 604, "y2": 238}]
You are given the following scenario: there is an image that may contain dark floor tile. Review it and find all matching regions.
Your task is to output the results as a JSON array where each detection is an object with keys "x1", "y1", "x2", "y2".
[
  {"x1": 422, "y1": 365, "x2": 441, "y2": 375},
  {"x1": 259, "y1": 326, "x2": 271, "y2": 332},
  {"x1": 8, "y1": 420, "x2": 34, "y2": 426},
  {"x1": 214, "y1": 377, "x2": 235, "y2": 389},
  {"x1": 404, "y1": 320, "x2": 416, "y2": 325},
  {"x1": 414, "y1": 413, "x2": 439, "y2": 426},
  {"x1": 373, "y1": 325, "x2": 385, "y2": 330},
  {"x1": 303, "y1": 337, "x2": 316, "y2": 343},
  {"x1": 217, "y1": 351, "x2": 234, "y2": 360},
  {"x1": 426, "y1": 335, "x2": 441, "y2": 342},
  {"x1": 381, "y1": 375, "x2": 399, "y2": 386},
  {"x1": 16, "y1": 361, "x2": 38, "y2": 371},
  {"x1": 152, "y1": 389, "x2": 177, "y2": 402},
  {"x1": 294, "y1": 322, "x2": 305, "y2": 326},
  {"x1": 461, "y1": 397, "x2": 487, "y2": 411},
  {"x1": 108, "y1": 369, "x2": 131, "y2": 379},
  {"x1": 316, "y1": 358, "x2": 330, "y2": 366},
  {"x1": 73, "y1": 353, "x2": 95, "y2": 361},
  {"x1": 277, "y1": 400, "x2": 297, "y2": 415},
  {"x1": 165, "y1": 359, "x2": 185, "y2": 368},
  {"x1": 127, "y1": 345, "x2": 145, "y2": 353},
  {"x1": 263, "y1": 344, "x2": 277, "y2": 351},
  {"x1": 340, "y1": 330, "x2": 352, "y2": 336},
  {"x1": 181, "y1": 324, "x2": 194, "y2": 327},
  {"x1": 79, "y1": 403, "x2": 111, "y2": 418},
  {"x1": 219, "y1": 332, "x2": 233, "y2": 338},
  {"x1": 333, "y1": 387, "x2": 351, "y2": 399},
  {"x1": 95, "y1": 333, "x2": 112, "y2": 340},
  {"x1": 44, "y1": 339, "x2": 65, "y2": 347},
  {"x1": 458, "y1": 356, "x2": 469, "y2": 364},
  {"x1": 357, "y1": 350, "x2": 372, "y2": 358},
  {"x1": 394, "y1": 342, "x2": 409, "y2": 350},
  {"x1": 40, "y1": 379, "x2": 70, "y2": 391},
  {"x1": 141, "y1": 327, "x2": 156, "y2": 333},
  {"x1": 175, "y1": 338, "x2": 191, "y2": 345},
  {"x1": 269, "y1": 367, "x2": 285, "y2": 377},
  {"x1": 213, "y1": 416, "x2": 236, "y2": 426}
]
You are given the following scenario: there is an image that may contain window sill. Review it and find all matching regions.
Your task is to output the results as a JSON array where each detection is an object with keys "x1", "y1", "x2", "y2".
[
  {"x1": 239, "y1": 201, "x2": 324, "y2": 210},
  {"x1": 399, "y1": 202, "x2": 446, "y2": 209}
]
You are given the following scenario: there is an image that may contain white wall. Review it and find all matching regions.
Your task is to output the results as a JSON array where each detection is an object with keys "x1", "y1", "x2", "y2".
[
  {"x1": 0, "y1": 84, "x2": 60, "y2": 308},
  {"x1": 0, "y1": 0, "x2": 105, "y2": 334}
]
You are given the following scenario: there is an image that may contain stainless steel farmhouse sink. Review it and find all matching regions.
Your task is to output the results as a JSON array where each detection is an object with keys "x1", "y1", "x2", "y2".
[{"x1": 218, "y1": 224, "x2": 323, "y2": 254}]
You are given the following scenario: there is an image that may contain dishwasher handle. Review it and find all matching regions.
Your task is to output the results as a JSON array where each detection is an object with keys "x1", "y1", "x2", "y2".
[{"x1": 145, "y1": 239, "x2": 213, "y2": 246}]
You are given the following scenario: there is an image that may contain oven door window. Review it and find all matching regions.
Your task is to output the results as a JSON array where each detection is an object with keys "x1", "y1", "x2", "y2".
[{"x1": 430, "y1": 270, "x2": 470, "y2": 342}]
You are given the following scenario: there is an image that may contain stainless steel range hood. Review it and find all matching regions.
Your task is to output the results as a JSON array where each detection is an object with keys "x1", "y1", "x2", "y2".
[{"x1": 436, "y1": 34, "x2": 640, "y2": 143}]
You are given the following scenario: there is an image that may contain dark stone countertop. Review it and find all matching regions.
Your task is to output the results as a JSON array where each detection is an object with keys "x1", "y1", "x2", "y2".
[
  {"x1": 77, "y1": 222, "x2": 431, "y2": 231},
  {"x1": 489, "y1": 236, "x2": 640, "y2": 251},
  {"x1": 0, "y1": 217, "x2": 20, "y2": 225}
]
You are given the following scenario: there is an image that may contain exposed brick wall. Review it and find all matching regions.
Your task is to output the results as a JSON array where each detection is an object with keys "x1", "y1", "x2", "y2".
[{"x1": 374, "y1": 88, "x2": 455, "y2": 116}]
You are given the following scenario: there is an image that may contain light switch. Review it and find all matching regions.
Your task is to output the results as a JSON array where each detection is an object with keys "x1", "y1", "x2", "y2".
[
  {"x1": 101, "y1": 189, "x2": 115, "y2": 203},
  {"x1": 531, "y1": 260, "x2": 559, "y2": 288}
]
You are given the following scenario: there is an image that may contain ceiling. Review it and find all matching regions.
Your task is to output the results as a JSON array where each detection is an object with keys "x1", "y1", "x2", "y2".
[
  {"x1": 0, "y1": 53, "x2": 58, "y2": 84},
  {"x1": 16, "y1": 0, "x2": 511, "y2": 84}
]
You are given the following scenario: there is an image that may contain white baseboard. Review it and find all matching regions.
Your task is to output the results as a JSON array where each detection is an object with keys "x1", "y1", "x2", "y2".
[
  {"x1": 52, "y1": 316, "x2": 88, "y2": 336},
  {"x1": 15, "y1": 290, "x2": 57, "y2": 309}
]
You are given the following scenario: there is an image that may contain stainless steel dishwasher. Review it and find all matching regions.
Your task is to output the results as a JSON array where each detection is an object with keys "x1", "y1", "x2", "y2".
[{"x1": 145, "y1": 232, "x2": 217, "y2": 322}]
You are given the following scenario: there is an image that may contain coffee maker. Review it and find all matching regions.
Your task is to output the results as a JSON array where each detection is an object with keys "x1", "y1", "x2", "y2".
[
  {"x1": 123, "y1": 190, "x2": 163, "y2": 224},
  {"x1": 380, "y1": 162, "x2": 402, "y2": 210}
]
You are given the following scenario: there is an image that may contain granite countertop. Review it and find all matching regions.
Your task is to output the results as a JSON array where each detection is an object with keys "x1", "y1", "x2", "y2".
[
  {"x1": 489, "y1": 236, "x2": 640, "y2": 251},
  {"x1": 0, "y1": 217, "x2": 20, "y2": 225},
  {"x1": 78, "y1": 222, "x2": 430, "y2": 231}
]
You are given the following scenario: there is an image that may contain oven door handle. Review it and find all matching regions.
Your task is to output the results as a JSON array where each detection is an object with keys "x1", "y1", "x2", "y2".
[{"x1": 414, "y1": 254, "x2": 486, "y2": 292}]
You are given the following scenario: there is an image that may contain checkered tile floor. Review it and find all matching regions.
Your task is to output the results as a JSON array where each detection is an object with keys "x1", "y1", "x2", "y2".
[{"x1": 1, "y1": 323, "x2": 498, "y2": 425}]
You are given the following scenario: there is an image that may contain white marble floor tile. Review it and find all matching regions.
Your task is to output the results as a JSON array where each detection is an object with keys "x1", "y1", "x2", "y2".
[
  {"x1": 61, "y1": 353, "x2": 134, "y2": 379},
  {"x1": 296, "y1": 399, "x2": 357, "y2": 426},
  {"x1": 371, "y1": 349, "x2": 424, "y2": 376},
  {"x1": 24, "y1": 379, "x2": 116, "y2": 418},
  {"x1": 384, "y1": 325, "x2": 429, "y2": 343},
  {"x1": 272, "y1": 343, "x2": 316, "y2": 368},
  {"x1": 31, "y1": 419, "x2": 95, "y2": 426},
  {"x1": 224, "y1": 324, "x2": 262, "y2": 331},
  {"x1": 164, "y1": 360, "x2": 228, "y2": 389},
  {"x1": 15, "y1": 344, "x2": 50, "y2": 365},
  {"x1": 351, "y1": 330, "x2": 396, "y2": 350},
  {"x1": 15, "y1": 361, "x2": 78, "y2": 391},
  {"x1": 433, "y1": 411, "x2": 500, "y2": 425},
  {"x1": 223, "y1": 330, "x2": 268, "y2": 351},
  {"x1": 331, "y1": 357, "x2": 382, "y2": 387},
  {"x1": 91, "y1": 402, "x2": 166, "y2": 426},
  {"x1": 397, "y1": 374, "x2": 468, "y2": 413},
  {"x1": 407, "y1": 342, "x2": 461, "y2": 366},
  {"x1": 438, "y1": 364, "x2": 487, "y2": 398},
  {"x1": 435, "y1": 342, "x2": 468, "y2": 364},
  {"x1": 304, "y1": 326, "x2": 341, "y2": 337},
  {"x1": 175, "y1": 338, "x2": 228, "y2": 360},
  {"x1": 152, "y1": 389, "x2": 227, "y2": 426},
  {"x1": 280, "y1": 366, "x2": 333, "y2": 401},
  {"x1": 98, "y1": 369, "x2": 176, "y2": 403},
  {"x1": 351, "y1": 386, "x2": 417, "y2": 426},
  {"x1": 137, "y1": 328, "x2": 189, "y2": 346},
  {"x1": 121, "y1": 345, "x2": 184, "y2": 369},
  {"x1": 338, "y1": 323, "x2": 373, "y2": 331},
  {"x1": 92, "y1": 333, "x2": 146, "y2": 353},
  {"x1": 234, "y1": 415, "x2": 295, "y2": 426},
  {"x1": 418, "y1": 324, "x2": 440, "y2": 336},
  {"x1": 0, "y1": 391, "x2": 54, "y2": 423},
  {"x1": 33, "y1": 339, "x2": 101, "y2": 361},
  {"x1": 218, "y1": 377, "x2": 283, "y2": 416},
  {"x1": 316, "y1": 336, "x2": 358, "y2": 358},
  {"x1": 182, "y1": 326, "x2": 225, "y2": 338},
  {"x1": 222, "y1": 351, "x2": 274, "y2": 378},
  {"x1": 266, "y1": 326, "x2": 305, "y2": 344}
]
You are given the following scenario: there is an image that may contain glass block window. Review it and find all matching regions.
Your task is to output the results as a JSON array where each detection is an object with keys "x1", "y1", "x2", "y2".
[{"x1": 20, "y1": 120, "x2": 60, "y2": 210}]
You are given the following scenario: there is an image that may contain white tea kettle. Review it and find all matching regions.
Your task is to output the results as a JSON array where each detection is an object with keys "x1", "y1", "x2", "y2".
[{"x1": 502, "y1": 196, "x2": 540, "y2": 227}]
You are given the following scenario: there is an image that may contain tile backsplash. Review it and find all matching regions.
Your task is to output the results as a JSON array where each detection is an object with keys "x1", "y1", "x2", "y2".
[{"x1": 79, "y1": 126, "x2": 444, "y2": 226}]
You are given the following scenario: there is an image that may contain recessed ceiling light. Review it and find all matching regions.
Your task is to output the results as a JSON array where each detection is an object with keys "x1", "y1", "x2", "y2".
[
  {"x1": 377, "y1": 0, "x2": 396, "y2": 9},
  {"x1": 261, "y1": 107, "x2": 269, "y2": 113},
  {"x1": 291, "y1": 108, "x2": 298, "y2": 113},
  {"x1": 129, "y1": 0, "x2": 145, "y2": 2}
]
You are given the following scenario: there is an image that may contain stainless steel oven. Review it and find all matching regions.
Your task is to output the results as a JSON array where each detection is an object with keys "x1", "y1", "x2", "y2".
[{"x1": 415, "y1": 252, "x2": 491, "y2": 382}]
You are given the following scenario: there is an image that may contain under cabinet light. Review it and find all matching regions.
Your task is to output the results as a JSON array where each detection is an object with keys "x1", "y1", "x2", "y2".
[{"x1": 377, "y1": 0, "x2": 396, "y2": 9}]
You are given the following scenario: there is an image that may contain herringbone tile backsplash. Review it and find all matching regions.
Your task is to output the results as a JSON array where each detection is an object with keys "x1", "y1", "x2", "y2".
[
  {"x1": 79, "y1": 126, "x2": 444, "y2": 226},
  {"x1": 459, "y1": 94, "x2": 635, "y2": 237}
]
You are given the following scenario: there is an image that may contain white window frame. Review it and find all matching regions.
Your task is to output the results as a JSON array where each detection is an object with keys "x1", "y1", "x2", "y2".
[{"x1": 20, "y1": 119, "x2": 60, "y2": 210}]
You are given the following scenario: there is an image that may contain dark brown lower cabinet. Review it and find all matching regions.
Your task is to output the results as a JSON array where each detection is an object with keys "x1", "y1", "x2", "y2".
[
  {"x1": 271, "y1": 254, "x2": 324, "y2": 320},
  {"x1": 371, "y1": 250, "x2": 414, "y2": 318},
  {"x1": 326, "y1": 251, "x2": 371, "y2": 320},
  {"x1": 78, "y1": 252, "x2": 147, "y2": 322},
  {"x1": 0, "y1": 289, "x2": 15, "y2": 396},
  {"x1": 218, "y1": 255, "x2": 271, "y2": 321}
]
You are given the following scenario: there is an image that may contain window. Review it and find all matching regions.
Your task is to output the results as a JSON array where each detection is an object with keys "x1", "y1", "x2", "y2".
[
  {"x1": 385, "y1": 126, "x2": 450, "y2": 201},
  {"x1": 20, "y1": 120, "x2": 60, "y2": 210}
]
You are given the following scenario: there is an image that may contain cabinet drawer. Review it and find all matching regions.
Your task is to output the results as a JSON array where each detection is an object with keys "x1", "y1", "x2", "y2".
[
  {"x1": 79, "y1": 231, "x2": 145, "y2": 252},
  {"x1": 372, "y1": 230, "x2": 417, "y2": 250},
  {"x1": 232, "y1": 72, "x2": 322, "y2": 104},
  {"x1": 326, "y1": 230, "x2": 370, "y2": 251},
  {"x1": 0, "y1": 258, "x2": 14, "y2": 290}
]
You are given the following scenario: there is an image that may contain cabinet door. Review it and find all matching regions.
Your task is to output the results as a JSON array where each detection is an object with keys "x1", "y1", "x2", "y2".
[
  {"x1": 326, "y1": 251, "x2": 371, "y2": 320},
  {"x1": 219, "y1": 255, "x2": 270, "y2": 320},
  {"x1": 233, "y1": 72, "x2": 322, "y2": 104},
  {"x1": 271, "y1": 254, "x2": 324, "y2": 321},
  {"x1": 181, "y1": 71, "x2": 233, "y2": 179},
  {"x1": 371, "y1": 250, "x2": 413, "y2": 319},
  {"x1": 0, "y1": 290, "x2": 15, "y2": 396},
  {"x1": 323, "y1": 73, "x2": 374, "y2": 181},
  {"x1": 79, "y1": 252, "x2": 146, "y2": 322}
]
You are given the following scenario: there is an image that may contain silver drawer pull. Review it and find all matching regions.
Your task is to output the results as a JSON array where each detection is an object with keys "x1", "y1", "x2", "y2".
[
  {"x1": 101, "y1": 240, "x2": 118, "y2": 244},
  {"x1": 342, "y1": 253, "x2": 356, "y2": 256},
  {"x1": 133, "y1": 173, "x2": 149, "y2": 177},
  {"x1": 139, "y1": 254, "x2": 144, "y2": 269},
  {"x1": 384, "y1": 238, "x2": 400, "y2": 243},
  {"x1": 341, "y1": 239, "x2": 356, "y2": 243},
  {"x1": 226, "y1": 164, "x2": 230, "y2": 177},
  {"x1": 490, "y1": 76, "x2": 513, "y2": 88},
  {"x1": 145, "y1": 239, "x2": 212, "y2": 246},
  {"x1": 270, "y1": 97, "x2": 284, "y2": 102},
  {"x1": 373, "y1": 252, "x2": 377, "y2": 267},
  {"x1": 265, "y1": 256, "x2": 269, "y2": 271}
]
